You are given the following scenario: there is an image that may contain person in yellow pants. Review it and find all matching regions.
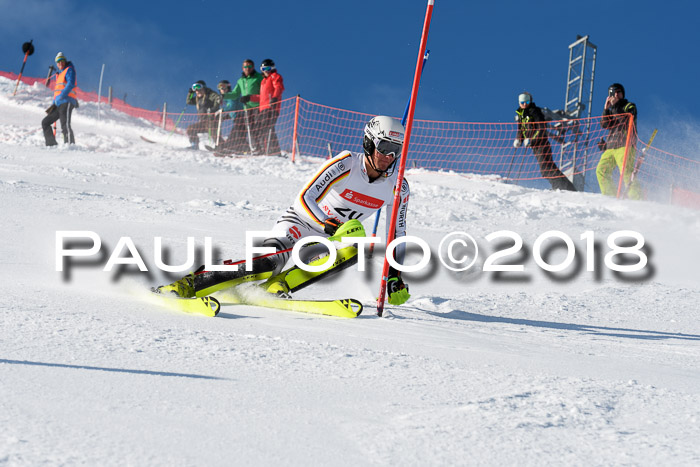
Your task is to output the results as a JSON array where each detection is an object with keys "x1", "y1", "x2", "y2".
[
  {"x1": 596, "y1": 146, "x2": 641, "y2": 199},
  {"x1": 596, "y1": 83, "x2": 640, "y2": 200}
]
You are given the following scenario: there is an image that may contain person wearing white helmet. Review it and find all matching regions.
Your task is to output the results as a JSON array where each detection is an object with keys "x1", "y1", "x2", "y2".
[
  {"x1": 155, "y1": 115, "x2": 411, "y2": 306},
  {"x1": 514, "y1": 91, "x2": 576, "y2": 191}
]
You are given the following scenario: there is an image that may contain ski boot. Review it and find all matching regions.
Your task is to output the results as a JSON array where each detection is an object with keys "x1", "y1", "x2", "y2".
[
  {"x1": 154, "y1": 272, "x2": 196, "y2": 298},
  {"x1": 264, "y1": 280, "x2": 291, "y2": 299}
]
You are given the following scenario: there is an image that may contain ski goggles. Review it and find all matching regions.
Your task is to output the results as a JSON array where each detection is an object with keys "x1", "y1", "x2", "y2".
[
  {"x1": 519, "y1": 99, "x2": 530, "y2": 105},
  {"x1": 192, "y1": 83, "x2": 204, "y2": 91},
  {"x1": 375, "y1": 138, "x2": 402, "y2": 158},
  {"x1": 260, "y1": 65, "x2": 273, "y2": 72}
]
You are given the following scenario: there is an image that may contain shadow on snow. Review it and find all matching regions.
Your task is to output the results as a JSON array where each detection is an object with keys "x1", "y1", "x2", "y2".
[
  {"x1": 420, "y1": 309, "x2": 700, "y2": 341},
  {"x1": 0, "y1": 358, "x2": 231, "y2": 380}
]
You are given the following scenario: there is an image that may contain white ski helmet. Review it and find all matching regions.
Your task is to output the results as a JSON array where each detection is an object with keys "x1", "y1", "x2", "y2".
[
  {"x1": 363, "y1": 116, "x2": 404, "y2": 157},
  {"x1": 363, "y1": 116, "x2": 405, "y2": 176},
  {"x1": 518, "y1": 92, "x2": 532, "y2": 104}
]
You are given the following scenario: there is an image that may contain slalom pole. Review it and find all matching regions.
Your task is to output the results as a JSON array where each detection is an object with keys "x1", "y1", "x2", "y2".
[
  {"x1": 12, "y1": 40, "x2": 35, "y2": 96},
  {"x1": 368, "y1": 49, "x2": 430, "y2": 259},
  {"x1": 291, "y1": 95, "x2": 300, "y2": 163},
  {"x1": 377, "y1": 0, "x2": 434, "y2": 317}
]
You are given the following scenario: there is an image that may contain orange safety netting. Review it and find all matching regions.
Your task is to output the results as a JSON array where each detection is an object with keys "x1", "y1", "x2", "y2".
[{"x1": 6, "y1": 71, "x2": 699, "y2": 206}]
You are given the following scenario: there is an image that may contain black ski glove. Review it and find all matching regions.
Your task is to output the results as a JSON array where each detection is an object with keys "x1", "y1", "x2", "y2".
[
  {"x1": 240, "y1": 95, "x2": 251, "y2": 104},
  {"x1": 270, "y1": 97, "x2": 279, "y2": 104},
  {"x1": 598, "y1": 138, "x2": 606, "y2": 151},
  {"x1": 324, "y1": 218, "x2": 342, "y2": 236}
]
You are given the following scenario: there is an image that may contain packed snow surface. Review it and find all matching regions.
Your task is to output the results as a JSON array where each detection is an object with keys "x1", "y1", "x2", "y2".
[{"x1": 1, "y1": 78, "x2": 699, "y2": 465}]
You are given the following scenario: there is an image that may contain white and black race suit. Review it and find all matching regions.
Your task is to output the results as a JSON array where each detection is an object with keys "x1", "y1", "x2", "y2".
[{"x1": 264, "y1": 151, "x2": 409, "y2": 265}]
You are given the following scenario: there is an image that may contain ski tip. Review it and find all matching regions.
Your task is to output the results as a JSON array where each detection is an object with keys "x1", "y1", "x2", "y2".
[
  {"x1": 148, "y1": 290, "x2": 221, "y2": 317},
  {"x1": 339, "y1": 299, "x2": 363, "y2": 317},
  {"x1": 206, "y1": 296, "x2": 221, "y2": 316}
]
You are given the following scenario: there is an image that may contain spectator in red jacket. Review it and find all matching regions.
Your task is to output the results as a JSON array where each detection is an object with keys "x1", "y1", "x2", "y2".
[{"x1": 255, "y1": 58, "x2": 284, "y2": 156}]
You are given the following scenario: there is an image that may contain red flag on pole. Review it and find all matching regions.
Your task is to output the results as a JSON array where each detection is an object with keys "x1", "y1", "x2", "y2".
[{"x1": 376, "y1": 0, "x2": 434, "y2": 317}]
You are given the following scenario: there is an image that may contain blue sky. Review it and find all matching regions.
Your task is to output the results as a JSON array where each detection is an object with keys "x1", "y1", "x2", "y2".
[{"x1": 1, "y1": 0, "x2": 698, "y2": 156}]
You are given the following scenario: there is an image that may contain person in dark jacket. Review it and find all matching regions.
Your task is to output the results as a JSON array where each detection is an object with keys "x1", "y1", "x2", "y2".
[
  {"x1": 186, "y1": 81, "x2": 221, "y2": 149},
  {"x1": 255, "y1": 59, "x2": 285, "y2": 156},
  {"x1": 596, "y1": 83, "x2": 639, "y2": 199},
  {"x1": 42, "y1": 52, "x2": 78, "y2": 146},
  {"x1": 514, "y1": 92, "x2": 576, "y2": 191}
]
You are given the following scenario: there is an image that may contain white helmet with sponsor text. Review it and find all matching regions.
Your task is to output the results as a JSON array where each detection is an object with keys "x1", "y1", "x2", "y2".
[{"x1": 362, "y1": 115, "x2": 405, "y2": 176}]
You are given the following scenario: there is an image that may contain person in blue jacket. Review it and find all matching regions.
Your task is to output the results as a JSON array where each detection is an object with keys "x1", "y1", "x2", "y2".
[{"x1": 42, "y1": 52, "x2": 79, "y2": 146}]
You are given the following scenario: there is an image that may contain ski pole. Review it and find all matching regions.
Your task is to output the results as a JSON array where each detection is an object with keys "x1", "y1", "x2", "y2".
[
  {"x1": 217, "y1": 227, "x2": 356, "y2": 268},
  {"x1": 206, "y1": 111, "x2": 214, "y2": 144},
  {"x1": 368, "y1": 49, "x2": 430, "y2": 259},
  {"x1": 216, "y1": 110, "x2": 223, "y2": 146},
  {"x1": 244, "y1": 108, "x2": 255, "y2": 153},
  {"x1": 623, "y1": 128, "x2": 657, "y2": 199},
  {"x1": 166, "y1": 107, "x2": 187, "y2": 144},
  {"x1": 13, "y1": 40, "x2": 35, "y2": 96},
  {"x1": 45, "y1": 65, "x2": 56, "y2": 87},
  {"x1": 266, "y1": 127, "x2": 272, "y2": 156},
  {"x1": 505, "y1": 142, "x2": 519, "y2": 183},
  {"x1": 510, "y1": 146, "x2": 526, "y2": 186}
]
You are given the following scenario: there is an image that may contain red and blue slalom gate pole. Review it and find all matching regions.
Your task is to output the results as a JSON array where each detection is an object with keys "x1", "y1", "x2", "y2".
[
  {"x1": 368, "y1": 49, "x2": 430, "y2": 259},
  {"x1": 377, "y1": 0, "x2": 434, "y2": 317}
]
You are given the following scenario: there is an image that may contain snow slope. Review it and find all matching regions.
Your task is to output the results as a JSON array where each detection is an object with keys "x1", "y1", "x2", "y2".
[{"x1": 1, "y1": 77, "x2": 700, "y2": 466}]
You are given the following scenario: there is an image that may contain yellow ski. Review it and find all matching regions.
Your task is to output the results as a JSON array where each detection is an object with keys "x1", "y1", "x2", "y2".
[
  {"x1": 150, "y1": 293, "x2": 221, "y2": 317},
  {"x1": 220, "y1": 289, "x2": 362, "y2": 318}
]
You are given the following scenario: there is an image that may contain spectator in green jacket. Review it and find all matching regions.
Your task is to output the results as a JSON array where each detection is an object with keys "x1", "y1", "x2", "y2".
[{"x1": 216, "y1": 59, "x2": 263, "y2": 155}]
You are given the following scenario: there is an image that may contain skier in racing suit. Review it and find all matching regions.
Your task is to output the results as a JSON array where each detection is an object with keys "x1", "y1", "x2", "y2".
[{"x1": 156, "y1": 115, "x2": 411, "y2": 306}]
